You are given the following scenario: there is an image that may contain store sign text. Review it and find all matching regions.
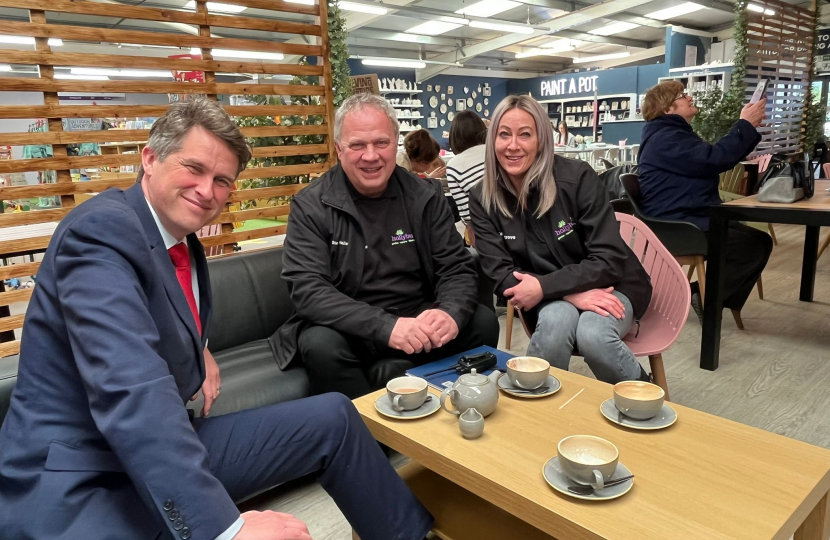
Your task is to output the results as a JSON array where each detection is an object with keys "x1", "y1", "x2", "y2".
[{"x1": 540, "y1": 75, "x2": 598, "y2": 97}]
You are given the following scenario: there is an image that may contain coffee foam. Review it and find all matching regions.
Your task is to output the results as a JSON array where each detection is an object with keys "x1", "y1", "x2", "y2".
[
  {"x1": 616, "y1": 382, "x2": 664, "y2": 400},
  {"x1": 507, "y1": 357, "x2": 548, "y2": 372},
  {"x1": 566, "y1": 451, "x2": 610, "y2": 466}
]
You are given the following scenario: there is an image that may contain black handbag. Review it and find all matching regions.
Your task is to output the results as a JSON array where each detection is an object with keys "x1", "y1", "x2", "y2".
[{"x1": 757, "y1": 153, "x2": 814, "y2": 202}]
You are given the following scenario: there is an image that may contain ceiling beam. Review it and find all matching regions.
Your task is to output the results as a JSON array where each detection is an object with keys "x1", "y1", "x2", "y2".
[
  {"x1": 350, "y1": 28, "x2": 465, "y2": 47},
  {"x1": 417, "y1": 0, "x2": 661, "y2": 80},
  {"x1": 566, "y1": 43, "x2": 665, "y2": 69},
  {"x1": 554, "y1": 29, "x2": 652, "y2": 48}
]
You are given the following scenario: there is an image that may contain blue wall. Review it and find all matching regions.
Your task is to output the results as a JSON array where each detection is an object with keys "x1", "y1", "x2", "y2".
[
  {"x1": 506, "y1": 64, "x2": 668, "y2": 101},
  {"x1": 347, "y1": 60, "x2": 504, "y2": 148}
]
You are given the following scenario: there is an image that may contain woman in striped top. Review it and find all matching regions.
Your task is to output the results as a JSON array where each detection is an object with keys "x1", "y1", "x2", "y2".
[{"x1": 446, "y1": 111, "x2": 488, "y2": 224}]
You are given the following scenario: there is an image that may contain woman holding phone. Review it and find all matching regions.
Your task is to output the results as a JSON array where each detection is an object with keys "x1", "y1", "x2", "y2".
[{"x1": 637, "y1": 80, "x2": 771, "y2": 321}]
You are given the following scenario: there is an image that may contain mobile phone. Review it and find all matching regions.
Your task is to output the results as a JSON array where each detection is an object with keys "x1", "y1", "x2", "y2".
[{"x1": 750, "y1": 79, "x2": 769, "y2": 104}]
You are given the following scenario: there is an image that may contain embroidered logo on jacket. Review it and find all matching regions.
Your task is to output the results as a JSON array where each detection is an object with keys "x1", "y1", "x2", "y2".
[
  {"x1": 391, "y1": 229, "x2": 415, "y2": 245},
  {"x1": 555, "y1": 220, "x2": 575, "y2": 240}
]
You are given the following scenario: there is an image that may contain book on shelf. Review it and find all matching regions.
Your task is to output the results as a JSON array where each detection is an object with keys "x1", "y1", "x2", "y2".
[{"x1": 405, "y1": 345, "x2": 514, "y2": 391}]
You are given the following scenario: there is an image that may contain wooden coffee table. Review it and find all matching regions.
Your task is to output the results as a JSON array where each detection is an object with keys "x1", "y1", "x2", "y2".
[{"x1": 354, "y1": 368, "x2": 830, "y2": 540}]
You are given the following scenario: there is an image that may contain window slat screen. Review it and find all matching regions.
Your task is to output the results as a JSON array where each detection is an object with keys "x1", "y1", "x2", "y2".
[{"x1": 744, "y1": 0, "x2": 816, "y2": 155}]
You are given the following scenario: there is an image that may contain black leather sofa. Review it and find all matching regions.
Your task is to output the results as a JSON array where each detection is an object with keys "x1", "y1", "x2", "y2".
[{"x1": 1, "y1": 246, "x2": 494, "y2": 425}]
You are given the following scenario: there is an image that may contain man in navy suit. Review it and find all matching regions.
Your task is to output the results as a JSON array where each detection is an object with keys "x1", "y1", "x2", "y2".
[{"x1": 0, "y1": 98, "x2": 432, "y2": 540}]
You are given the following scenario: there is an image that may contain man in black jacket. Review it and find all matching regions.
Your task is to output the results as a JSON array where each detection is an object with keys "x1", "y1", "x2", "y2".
[{"x1": 273, "y1": 93, "x2": 498, "y2": 398}]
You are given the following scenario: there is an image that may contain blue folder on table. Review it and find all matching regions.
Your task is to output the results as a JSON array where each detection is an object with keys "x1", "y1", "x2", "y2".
[{"x1": 405, "y1": 346, "x2": 514, "y2": 391}]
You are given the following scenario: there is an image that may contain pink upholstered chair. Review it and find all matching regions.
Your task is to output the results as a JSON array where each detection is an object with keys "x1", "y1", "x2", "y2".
[{"x1": 511, "y1": 213, "x2": 689, "y2": 400}]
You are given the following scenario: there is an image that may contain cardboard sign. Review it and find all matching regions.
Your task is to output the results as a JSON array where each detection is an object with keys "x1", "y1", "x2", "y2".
[{"x1": 351, "y1": 74, "x2": 379, "y2": 95}]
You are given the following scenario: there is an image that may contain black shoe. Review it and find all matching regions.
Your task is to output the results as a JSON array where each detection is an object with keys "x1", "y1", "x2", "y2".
[{"x1": 690, "y1": 282, "x2": 703, "y2": 325}]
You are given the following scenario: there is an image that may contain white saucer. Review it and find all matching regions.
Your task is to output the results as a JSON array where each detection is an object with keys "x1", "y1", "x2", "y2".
[
  {"x1": 497, "y1": 373, "x2": 561, "y2": 398},
  {"x1": 543, "y1": 457, "x2": 634, "y2": 501},
  {"x1": 600, "y1": 398, "x2": 677, "y2": 430},
  {"x1": 374, "y1": 394, "x2": 440, "y2": 420}
]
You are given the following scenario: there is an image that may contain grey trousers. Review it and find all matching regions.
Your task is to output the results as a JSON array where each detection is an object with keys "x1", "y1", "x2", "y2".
[{"x1": 526, "y1": 291, "x2": 642, "y2": 384}]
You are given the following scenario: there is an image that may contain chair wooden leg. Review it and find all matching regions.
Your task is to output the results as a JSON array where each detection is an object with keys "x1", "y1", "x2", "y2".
[
  {"x1": 505, "y1": 303, "x2": 514, "y2": 350},
  {"x1": 686, "y1": 265, "x2": 695, "y2": 282},
  {"x1": 695, "y1": 256, "x2": 706, "y2": 305},
  {"x1": 756, "y1": 275, "x2": 764, "y2": 300},
  {"x1": 818, "y1": 231, "x2": 830, "y2": 261},
  {"x1": 768, "y1": 223, "x2": 778, "y2": 246},
  {"x1": 731, "y1": 309, "x2": 745, "y2": 330},
  {"x1": 648, "y1": 354, "x2": 669, "y2": 402}
]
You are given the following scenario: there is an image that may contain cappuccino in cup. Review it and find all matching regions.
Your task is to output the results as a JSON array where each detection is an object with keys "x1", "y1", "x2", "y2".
[
  {"x1": 613, "y1": 381, "x2": 665, "y2": 420},
  {"x1": 558, "y1": 435, "x2": 619, "y2": 489},
  {"x1": 506, "y1": 356, "x2": 550, "y2": 390}
]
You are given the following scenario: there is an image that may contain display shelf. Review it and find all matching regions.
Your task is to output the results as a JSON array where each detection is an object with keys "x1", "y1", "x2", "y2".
[
  {"x1": 543, "y1": 93, "x2": 636, "y2": 131},
  {"x1": 400, "y1": 126, "x2": 424, "y2": 132},
  {"x1": 397, "y1": 115, "x2": 424, "y2": 120},
  {"x1": 381, "y1": 90, "x2": 423, "y2": 94},
  {"x1": 659, "y1": 71, "x2": 731, "y2": 94},
  {"x1": 391, "y1": 104, "x2": 423, "y2": 108}
]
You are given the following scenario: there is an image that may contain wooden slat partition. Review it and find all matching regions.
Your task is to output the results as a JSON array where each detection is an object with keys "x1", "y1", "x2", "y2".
[
  {"x1": 744, "y1": 0, "x2": 816, "y2": 155},
  {"x1": 0, "y1": 0, "x2": 335, "y2": 354}
]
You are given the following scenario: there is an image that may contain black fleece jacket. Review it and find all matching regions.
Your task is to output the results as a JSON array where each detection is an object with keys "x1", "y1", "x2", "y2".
[
  {"x1": 270, "y1": 164, "x2": 478, "y2": 369},
  {"x1": 469, "y1": 156, "x2": 652, "y2": 322}
]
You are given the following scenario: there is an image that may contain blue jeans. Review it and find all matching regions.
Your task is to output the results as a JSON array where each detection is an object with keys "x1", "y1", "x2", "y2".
[{"x1": 526, "y1": 291, "x2": 642, "y2": 384}]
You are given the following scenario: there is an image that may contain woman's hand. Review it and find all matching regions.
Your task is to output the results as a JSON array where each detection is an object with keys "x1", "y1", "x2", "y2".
[
  {"x1": 425, "y1": 164, "x2": 446, "y2": 178},
  {"x1": 563, "y1": 287, "x2": 625, "y2": 319},
  {"x1": 740, "y1": 98, "x2": 767, "y2": 128},
  {"x1": 504, "y1": 272, "x2": 544, "y2": 311}
]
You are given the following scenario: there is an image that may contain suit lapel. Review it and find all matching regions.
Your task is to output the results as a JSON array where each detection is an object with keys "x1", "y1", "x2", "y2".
[
  {"x1": 124, "y1": 184, "x2": 204, "y2": 361},
  {"x1": 188, "y1": 233, "x2": 211, "y2": 349}
]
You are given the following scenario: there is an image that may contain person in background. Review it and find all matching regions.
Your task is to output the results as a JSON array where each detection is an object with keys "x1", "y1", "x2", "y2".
[
  {"x1": 0, "y1": 97, "x2": 434, "y2": 540},
  {"x1": 554, "y1": 121, "x2": 577, "y2": 147},
  {"x1": 278, "y1": 93, "x2": 498, "y2": 400},
  {"x1": 446, "y1": 111, "x2": 488, "y2": 224},
  {"x1": 397, "y1": 129, "x2": 447, "y2": 178},
  {"x1": 638, "y1": 80, "x2": 772, "y2": 321},
  {"x1": 470, "y1": 95, "x2": 653, "y2": 385}
]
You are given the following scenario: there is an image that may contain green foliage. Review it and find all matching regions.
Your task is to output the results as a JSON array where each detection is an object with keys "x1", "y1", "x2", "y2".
[
  {"x1": 803, "y1": 2, "x2": 824, "y2": 151},
  {"x1": 233, "y1": 0, "x2": 352, "y2": 210},
  {"x1": 691, "y1": 1, "x2": 747, "y2": 143}
]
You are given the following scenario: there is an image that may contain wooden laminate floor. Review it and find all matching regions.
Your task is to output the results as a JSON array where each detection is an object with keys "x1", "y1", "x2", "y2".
[{"x1": 247, "y1": 224, "x2": 830, "y2": 538}]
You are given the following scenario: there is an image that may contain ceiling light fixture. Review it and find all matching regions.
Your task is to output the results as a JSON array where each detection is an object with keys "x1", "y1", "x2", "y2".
[
  {"x1": 539, "y1": 38, "x2": 582, "y2": 51},
  {"x1": 0, "y1": 64, "x2": 11, "y2": 72},
  {"x1": 71, "y1": 68, "x2": 174, "y2": 78},
  {"x1": 284, "y1": 0, "x2": 316, "y2": 4},
  {"x1": 468, "y1": 21, "x2": 534, "y2": 34},
  {"x1": 54, "y1": 74, "x2": 110, "y2": 80},
  {"x1": 589, "y1": 21, "x2": 639, "y2": 36},
  {"x1": 645, "y1": 2, "x2": 705, "y2": 20},
  {"x1": 572, "y1": 51, "x2": 631, "y2": 63},
  {"x1": 190, "y1": 47, "x2": 285, "y2": 60},
  {"x1": 362, "y1": 58, "x2": 427, "y2": 69},
  {"x1": 338, "y1": 1, "x2": 388, "y2": 14},
  {"x1": 184, "y1": 1, "x2": 246, "y2": 13},
  {"x1": 455, "y1": 0, "x2": 521, "y2": 18},
  {"x1": 0, "y1": 36, "x2": 63, "y2": 46},
  {"x1": 515, "y1": 47, "x2": 574, "y2": 59},
  {"x1": 747, "y1": 3, "x2": 775, "y2": 15},
  {"x1": 405, "y1": 20, "x2": 464, "y2": 36}
]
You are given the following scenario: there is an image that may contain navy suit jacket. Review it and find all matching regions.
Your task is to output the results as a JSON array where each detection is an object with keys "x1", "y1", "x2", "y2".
[{"x1": 0, "y1": 184, "x2": 239, "y2": 539}]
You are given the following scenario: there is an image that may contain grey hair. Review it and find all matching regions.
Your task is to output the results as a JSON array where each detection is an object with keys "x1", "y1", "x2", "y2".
[
  {"x1": 481, "y1": 94, "x2": 557, "y2": 218},
  {"x1": 136, "y1": 96, "x2": 251, "y2": 182},
  {"x1": 334, "y1": 92, "x2": 399, "y2": 143}
]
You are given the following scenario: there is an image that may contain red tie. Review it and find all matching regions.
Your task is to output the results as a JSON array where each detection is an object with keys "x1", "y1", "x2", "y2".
[{"x1": 168, "y1": 243, "x2": 202, "y2": 336}]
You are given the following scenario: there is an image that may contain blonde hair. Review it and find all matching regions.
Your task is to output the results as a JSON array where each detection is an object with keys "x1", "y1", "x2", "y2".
[
  {"x1": 642, "y1": 80, "x2": 685, "y2": 121},
  {"x1": 481, "y1": 94, "x2": 557, "y2": 218}
]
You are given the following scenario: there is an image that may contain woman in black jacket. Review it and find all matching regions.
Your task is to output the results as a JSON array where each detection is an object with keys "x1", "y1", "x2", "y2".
[
  {"x1": 638, "y1": 80, "x2": 772, "y2": 318},
  {"x1": 470, "y1": 95, "x2": 652, "y2": 384}
]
